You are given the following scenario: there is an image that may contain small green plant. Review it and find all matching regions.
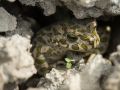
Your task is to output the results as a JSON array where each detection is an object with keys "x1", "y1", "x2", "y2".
[{"x1": 65, "y1": 57, "x2": 74, "y2": 69}]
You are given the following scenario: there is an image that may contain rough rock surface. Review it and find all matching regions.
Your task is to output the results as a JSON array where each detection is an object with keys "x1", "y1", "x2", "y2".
[
  {"x1": 0, "y1": 35, "x2": 36, "y2": 83},
  {"x1": 102, "y1": 45, "x2": 120, "y2": 90},
  {"x1": 27, "y1": 54, "x2": 112, "y2": 90},
  {"x1": 0, "y1": 7, "x2": 17, "y2": 32},
  {"x1": 0, "y1": 17, "x2": 37, "y2": 90},
  {"x1": 18, "y1": 0, "x2": 120, "y2": 19},
  {"x1": 6, "y1": 16, "x2": 35, "y2": 39}
]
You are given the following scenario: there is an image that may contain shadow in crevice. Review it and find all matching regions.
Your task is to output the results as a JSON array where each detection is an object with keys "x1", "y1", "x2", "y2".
[{"x1": 97, "y1": 16, "x2": 120, "y2": 58}]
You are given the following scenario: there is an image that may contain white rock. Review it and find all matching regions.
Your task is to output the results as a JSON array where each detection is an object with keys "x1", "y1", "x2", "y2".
[
  {"x1": 102, "y1": 45, "x2": 120, "y2": 90},
  {"x1": 0, "y1": 35, "x2": 36, "y2": 88},
  {"x1": 29, "y1": 54, "x2": 111, "y2": 90},
  {"x1": 62, "y1": 54, "x2": 111, "y2": 90},
  {"x1": 79, "y1": 54, "x2": 111, "y2": 90},
  {"x1": 0, "y1": 16, "x2": 36, "y2": 89}
]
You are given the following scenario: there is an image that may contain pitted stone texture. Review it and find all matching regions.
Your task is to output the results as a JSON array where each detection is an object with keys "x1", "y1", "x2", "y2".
[
  {"x1": 102, "y1": 45, "x2": 120, "y2": 90},
  {"x1": 6, "y1": 17, "x2": 34, "y2": 39},
  {"x1": 0, "y1": 35, "x2": 36, "y2": 89},
  {"x1": 0, "y1": 7, "x2": 17, "y2": 32},
  {"x1": 18, "y1": 0, "x2": 120, "y2": 19},
  {"x1": 18, "y1": 0, "x2": 60, "y2": 16},
  {"x1": 27, "y1": 54, "x2": 111, "y2": 90},
  {"x1": 0, "y1": 16, "x2": 36, "y2": 90}
]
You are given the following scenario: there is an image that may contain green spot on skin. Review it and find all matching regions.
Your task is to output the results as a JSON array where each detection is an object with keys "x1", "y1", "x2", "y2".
[
  {"x1": 72, "y1": 44, "x2": 79, "y2": 51},
  {"x1": 81, "y1": 43, "x2": 88, "y2": 50},
  {"x1": 36, "y1": 55, "x2": 46, "y2": 64},
  {"x1": 67, "y1": 33, "x2": 78, "y2": 42},
  {"x1": 37, "y1": 59, "x2": 46, "y2": 64},
  {"x1": 60, "y1": 39, "x2": 67, "y2": 45},
  {"x1": 80, "y1": 34, "x2": 89, "y2": 41}
]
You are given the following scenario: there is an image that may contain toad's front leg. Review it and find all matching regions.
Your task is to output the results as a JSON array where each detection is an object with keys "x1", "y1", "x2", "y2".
[
  {"x1": 33, "y1": 45, "x2": 65, "y2": 75},
  {"x1": 35, "y1": 54, "x2": 50, "y2": 75},
  {"x1": 35, "y1": 54, "x2": 49, "y2": 75}
]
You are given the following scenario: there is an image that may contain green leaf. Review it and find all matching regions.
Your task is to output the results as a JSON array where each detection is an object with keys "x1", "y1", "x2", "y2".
[
  {"x1": 66, "y1": 63, "x2": 72, "y2": 69},
  {"x1": 65, "y1": 58, "x2": 72, "y2": 63}
]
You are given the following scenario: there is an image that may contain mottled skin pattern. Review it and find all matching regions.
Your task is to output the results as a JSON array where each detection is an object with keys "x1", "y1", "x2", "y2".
[{"x1": 32, "y1": 19, "x2": 100, "y2": 75}]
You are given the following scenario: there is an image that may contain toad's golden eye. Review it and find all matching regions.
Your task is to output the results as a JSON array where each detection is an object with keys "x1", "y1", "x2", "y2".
[{"x1": 67, "y1": 33, "x2": 78, "y2": 42}]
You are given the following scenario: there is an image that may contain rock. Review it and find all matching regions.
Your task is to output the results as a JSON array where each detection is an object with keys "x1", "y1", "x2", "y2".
[
  {"x1": 18, "y1": 0, "x2": 60, "y2": 16},
  {"x1": 0, "y1": 16, "x2": 37, "y2": 90},
  {"x1": 27, "y1": 54, "x2": 111, "y2": 90},
  {"x1": 101, "y1": 45, "x2": 120, "y2": 90},
  {"x1": 18, "y1": 0, "x2": 120, "y2": 19},
  {"x1": 36, "y1": 68, "x2": 65, "y2": 90},
  {"x1": 79, "y1": 54, "x2": 111, "y2": 90},
  {"x1": 0, "y1": 35, "x2": 36, "y2": 90},
  {"x1": 6, "y1": 16, "x2": 34, "y2": 39},
  {"x1": 0, "y1": 7, "x2": 17, "y2": 32},
  {"x1": 7, "y1": 0, "x2": 16, "y2": 2}
]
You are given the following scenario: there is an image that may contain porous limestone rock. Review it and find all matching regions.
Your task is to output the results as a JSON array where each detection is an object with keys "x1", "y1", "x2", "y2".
[
  {"x1": 27, "y1": 54, "x2": 111, "y2": 90},
  {"x1": 18, "y1": 0, "x2": 120, "y2": 19},
  {"x1": 18, "y1": 0, "x2": 60, "y2": 16},
  {"x1": 0, "y1": 7, "x2": 17, "y2": 32},
  {"x1": 102, "y1": 45, "x2": 120, "y2": 90},
  {"x1": 0, "y1": 35, "x2": 36, "y2": 89},
  {"x1": 0, "y1": 18, "x2": 37, "y2": 90},
  {"x1": 6, "y1": 16, "x2": 34, "y2": 39},
  {"x1": 0, "y1": 16, "x2": 37, "y2": 90},
  {"x1": 79, "y1": 54, "x2": 111, "y2": 90}
]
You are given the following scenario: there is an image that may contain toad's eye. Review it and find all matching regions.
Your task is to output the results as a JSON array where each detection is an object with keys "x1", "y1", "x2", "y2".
[{"x1": 67, "y1": 33, "x2": 78, "y2": 42}]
